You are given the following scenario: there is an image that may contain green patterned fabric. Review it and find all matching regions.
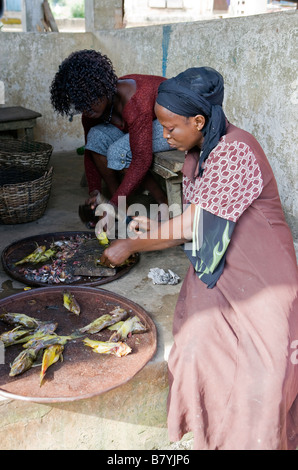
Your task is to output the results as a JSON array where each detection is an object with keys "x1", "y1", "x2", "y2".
[{"x1": 184, "y1": 205, "x2": 235, "y2": 288}]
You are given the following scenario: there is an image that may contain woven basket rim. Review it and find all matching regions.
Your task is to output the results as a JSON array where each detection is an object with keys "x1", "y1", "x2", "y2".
[
  {"x1": 0, "y1": 139, "x2": 52, "y2": 154},
  {"x1": 0, "y1": 166, "x2": 53, "y2": 191},
  {"x1": 0, "y1": 165, "x2": 45, "y2": 186},
  {"x1": 0, "y1": 138, "x2": 52, "y2": 146}
]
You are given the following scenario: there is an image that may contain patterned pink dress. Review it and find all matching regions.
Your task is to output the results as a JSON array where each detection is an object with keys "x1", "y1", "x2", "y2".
[{"x1": 167, "y1": 123, "x2": 298, "y2": 450}]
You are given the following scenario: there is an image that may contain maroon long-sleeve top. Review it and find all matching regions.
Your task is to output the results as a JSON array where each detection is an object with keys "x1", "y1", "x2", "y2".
[{"x1": 82, "y1": 74, "x2": 166, "y2": 206}]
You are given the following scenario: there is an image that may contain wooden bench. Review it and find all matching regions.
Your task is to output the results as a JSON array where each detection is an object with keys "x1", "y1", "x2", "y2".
[
  {"x1": 152, "y1": 149, "x2": 185, "y2": 216},
  {"x1": 0, "y1": 106, "x2": 42, "y2": 140}
]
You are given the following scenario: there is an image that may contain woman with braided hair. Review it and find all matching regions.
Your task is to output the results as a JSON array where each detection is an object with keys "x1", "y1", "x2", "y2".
[
  {"x1": 100, "y1": 67, "x2": 298, "y2": 450},
  {"x1": 50, "y1": 49, "x2": 171, "y2": 228}
]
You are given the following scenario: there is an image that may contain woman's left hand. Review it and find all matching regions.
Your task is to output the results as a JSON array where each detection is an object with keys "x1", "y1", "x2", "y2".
[{"x1": 100, "y1": 239, "x2": 133, "y2": 267}]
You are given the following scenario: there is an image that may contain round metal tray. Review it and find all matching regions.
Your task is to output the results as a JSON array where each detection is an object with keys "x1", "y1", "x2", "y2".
[
  {"x1": 0, "y1": 286, "x2": 157, "y2": 402},
  {"x1": 1, "y1": 231, "x2": 139, "y2": 287}
]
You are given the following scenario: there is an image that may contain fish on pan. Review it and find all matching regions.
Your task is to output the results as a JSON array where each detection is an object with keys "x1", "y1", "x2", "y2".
[
  {"x1": 63, "y1": 290, "x2": 81, "y2": 315},
  {"x1": 0, "y1": 311, "x2": 40, "y2": 329},
  {"x1": 75, "y1": 306, "x2": 128, "y2": 335},
  {"x1": 14, "y1": 245, "x2": 47, "y2": 266},
  {"x1": 9, "y1": 348, "x2": 40, "y2": 377},
  {"x1": 39, "y1": 344, "x2": 64, "y2": 387},
  {"x1": 10, "y1": 322, "x2": 58, "y2": 346},
  {"x1": 22, "y1": 334, "x2": 73, "y2": 351},
  {"x1": 108, "y1": 315, "x2": 147, "y2": 342},
  {"x1": 0, "y1": 326, "x2": 34, "y2": 347},
  {"x1": 83, "y1": 338, "x2": 132, "y2": 358}
]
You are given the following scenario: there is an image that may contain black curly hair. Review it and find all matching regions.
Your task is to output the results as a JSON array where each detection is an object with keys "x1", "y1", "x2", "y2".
[{"x1": 50, "y1": 49, "x2": 118, "y2": 116}]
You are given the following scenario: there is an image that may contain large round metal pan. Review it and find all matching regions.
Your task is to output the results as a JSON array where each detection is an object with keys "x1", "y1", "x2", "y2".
[
  {"x1": 1, "y1": 231, "x2": 139, "y2": 287},
  {"x1": 0, "y1": 286, "x2": 157, "y2": 403}
]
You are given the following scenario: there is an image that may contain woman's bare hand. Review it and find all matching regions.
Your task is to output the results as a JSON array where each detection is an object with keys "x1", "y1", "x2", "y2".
[
  {"x1": 100, "y1": 239, "x2": 133, "y2": 267},
  {"x1": 85, "y1": 190, "x2": 100, "y2": 209}
]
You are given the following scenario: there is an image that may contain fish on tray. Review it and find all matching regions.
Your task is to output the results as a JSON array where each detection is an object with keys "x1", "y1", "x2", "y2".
[
  {"x1": 9, "y1": 348, "x2": 39, "y2": 377},
  {"x1": 9, "y1": 335, "x2": 69, "y2": 378},
  {"x1": 11, "y1": 322, "x2": 58, "y2": 346},
  {"x1": 83, "y1": 338, "x2": 132, "y2": 357},
  {"x1": 108, "y1": 315, "x2": 147, "y2": 342},
  {"x1": 14, "y1": 245, "x2": 56, "y2": 266},
  {"x1": 0, "y1": 326, "x2": 34, "y2": 347},
  {"x1": 0, "y1": 311, "x2": 40, "y2": 329},
  {"x1": 14, "y1": 245, "x2": 47, "y2": 266},
  {"x1": 23, "y1": 334, "x2": 73, "y2": 351},
  {"x1": 63, "y1": 290, "x2": 81, "y2": 315},
  {"x1": 76, "y1": 306, "x2": 128, "y2": 335},
  {"x1": 40, "y1": 344, "x2": 64, "y2": 387},
  {"x1": 32, "y1": 248, "x2": 56, "y2": 264}
]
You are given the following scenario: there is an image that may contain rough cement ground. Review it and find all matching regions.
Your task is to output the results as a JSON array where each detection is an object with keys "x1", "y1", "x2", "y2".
[{"x1": 0, "y1": 150, "x2": 193, "y2": 450}]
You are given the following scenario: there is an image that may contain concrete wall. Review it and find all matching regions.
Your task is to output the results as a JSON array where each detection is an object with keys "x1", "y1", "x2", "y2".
[
  {"x1": 0, "y1": 31, "x2": 96, "y2": 149},
  {"x1": 0, "y1": 10, "x2": 297, "y2": 234}
]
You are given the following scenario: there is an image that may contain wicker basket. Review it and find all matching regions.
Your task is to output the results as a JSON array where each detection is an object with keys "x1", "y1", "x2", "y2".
[
  {"x1": 0, "y1": 167, "x2": 53, "y2": 224},
  {"x1": 0, "y1": 139, "x2": 53, "y2": 172}
]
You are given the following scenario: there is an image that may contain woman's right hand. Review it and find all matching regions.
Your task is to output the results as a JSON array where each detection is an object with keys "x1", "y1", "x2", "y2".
[
  {"x1": 100, "y1": 239, "x2": 134, "y2": 267},
  {"x1": 85, "y1": 190, "x2": 100, "y2": 209}
]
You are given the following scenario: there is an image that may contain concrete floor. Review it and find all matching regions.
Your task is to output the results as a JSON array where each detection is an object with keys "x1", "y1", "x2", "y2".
[{"x1": 0, "y1": 150, "x2": 192, "y2": 450}]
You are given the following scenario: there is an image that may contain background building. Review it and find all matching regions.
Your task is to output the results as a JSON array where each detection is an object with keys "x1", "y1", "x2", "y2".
[{"x1": 229, "y1": 0, "x2": 267, "y2": 16}]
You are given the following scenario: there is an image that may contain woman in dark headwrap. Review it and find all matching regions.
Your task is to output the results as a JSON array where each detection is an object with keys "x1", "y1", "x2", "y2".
[{"x1": 100, "y1": 67, "x2": 298, "y2": 450}]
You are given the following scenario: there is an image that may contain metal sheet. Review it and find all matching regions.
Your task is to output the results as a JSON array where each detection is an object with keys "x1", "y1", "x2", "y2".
[
  {"x1": 70, "y1": 238, "x2": 117, "y2": 277},
  {"x1": 1, "y1": 231, "x2": 139, "y2": 287},
  {"x1": 0, "y1": 286, "x2": 157, "y2": 403}
]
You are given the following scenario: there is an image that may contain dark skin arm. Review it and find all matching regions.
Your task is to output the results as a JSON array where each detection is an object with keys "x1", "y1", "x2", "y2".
[{"x1": 100, "y1": 204, "x2": 196, "y2": 267}]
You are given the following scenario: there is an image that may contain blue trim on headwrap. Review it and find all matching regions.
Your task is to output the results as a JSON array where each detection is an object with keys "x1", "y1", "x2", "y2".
[{"x1": 156, "y1": 67, "x2": 226, "y2": 176}]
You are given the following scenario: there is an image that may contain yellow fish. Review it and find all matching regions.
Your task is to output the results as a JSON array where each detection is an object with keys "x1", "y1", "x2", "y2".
[
  {"x1": 9, "y1": 348, "x2": 38, "y2": 377},
  {"x1": 83, "y1": 338, "x2": 132, "y2": 357},
  {"x1": 40, "y1": 344, "x2": 64, "y2": 386},
  {"x1": 109, "y1": 315, "x2": 147, "y2": 342},
  {"x1": 14, "y1": 245, "x2": 46, "y2": 265},
  {"x1": 63, "y1": 290, "x2": 80, "y2": 315},
  {"x1": 0, "y1": 311, "x2": 39, "y2": 329},
  {"x1": 77, "y1": 307, "x2": 128, "y2": 335},
  {"x1": 23, "y1": 334, "x2": 71, "y2": 351},
  {"x1": 0, "y1": 326, "x2": 34, "y2": 347},
  {"x1": 96, "y1": 231, "x2": 109, "y2": 246}
]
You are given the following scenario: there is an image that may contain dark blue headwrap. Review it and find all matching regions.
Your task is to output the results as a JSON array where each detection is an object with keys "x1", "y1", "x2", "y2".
[{"x1": 156, "y1": 67, "x2": 226, "y2": 176}]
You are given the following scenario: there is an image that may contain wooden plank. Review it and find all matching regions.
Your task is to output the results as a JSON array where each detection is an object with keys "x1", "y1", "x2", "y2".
[
  {"x1": 153, "y1": 150, "x2": 185, "y2": 173},
  {"x1": 152, "y1": 162, "x2": 178, "y2": 179},
  {"x1": 43, "y1": 0, "x2": 59, "y2": 32},
  {"x1": 165, "y1": 179, "x2": 183, "y2": 216},
  {"x1": 0, "y1": 118, "x2": 37, "y2": 132},
  {"x1": 0, "y1": 107, "x2": 41, "y2": 122}
]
